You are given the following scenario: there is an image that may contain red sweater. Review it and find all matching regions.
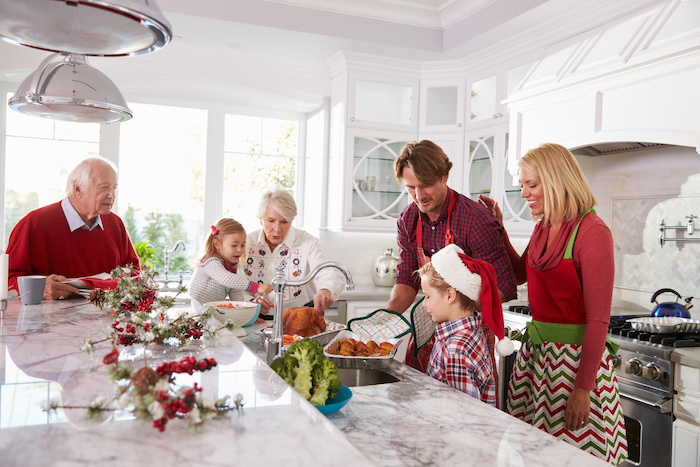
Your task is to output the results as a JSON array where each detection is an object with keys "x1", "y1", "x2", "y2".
[
  {"x1": 6, "y1": 202, "x2": 140, "y2": 291},
  {"x1": 505, "y1": 213, "x2": 614, "y2": 391}
]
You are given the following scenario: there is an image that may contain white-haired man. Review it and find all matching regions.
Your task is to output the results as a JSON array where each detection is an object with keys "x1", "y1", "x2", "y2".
[{"x1": 6, "y1": 156, "x2": 140, "y2": 300}]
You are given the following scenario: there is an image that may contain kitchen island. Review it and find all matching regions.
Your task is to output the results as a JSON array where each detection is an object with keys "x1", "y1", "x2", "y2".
[
  {"x1": 0, "y1": 299, "x2": 607, "y2": 466},
  {"x1": 0, "y1": 299, "x2": 371, "y2": 467},
  {"x1": 243, "y1": 323, "x2": 608, "y2": 466}
]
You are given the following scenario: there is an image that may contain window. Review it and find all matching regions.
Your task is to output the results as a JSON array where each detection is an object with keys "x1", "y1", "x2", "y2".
[
  {"x1": 222, "y1": 115, "x2": 299, "y2": 231},
  {"x1": 3, "y1": 94, "x2": 100, "y2": 242},
  {"x1": 117, "y1": 103, "x2": 207, "y2": 274}
]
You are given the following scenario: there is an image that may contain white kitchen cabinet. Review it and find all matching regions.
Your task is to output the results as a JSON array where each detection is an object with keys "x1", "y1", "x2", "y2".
[
  {"x1": 348, "y1": 71, "x2": 419, "y2": 133},
  {"x1": 673, "y1": 362, "x2": 700, "y2": 467},
  {"x1": 418, "y1": 78, "x2": 466, "y2": 133},
  {"x1": 467, "y1": 63, "x2": 532, "y2": 131},
  {"x1": 465, "y1": 124, "x2": 530, "y2": 226},
  {"x1": 342, "y1": 129, "x2": 412, "y2": 231},
  {"x1": 346, "y1": 300, "x2": 387, "y2": 323},
  {"x1": 673, "y1": 418, "x2": 700, "y2": 467}
]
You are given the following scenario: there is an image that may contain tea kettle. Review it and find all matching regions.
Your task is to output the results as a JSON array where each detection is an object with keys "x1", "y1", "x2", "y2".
[
  {"x1": 651, "y1": 288, "x2": 693, "y2": 318},
  {"x1": 371, "y1": 248, "x2": 398, "y2": 287}
]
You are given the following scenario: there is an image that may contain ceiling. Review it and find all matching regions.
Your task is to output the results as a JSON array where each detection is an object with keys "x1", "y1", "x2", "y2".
[{"x1": 0, "y1": 0, "x2": 646, "y2": 115}]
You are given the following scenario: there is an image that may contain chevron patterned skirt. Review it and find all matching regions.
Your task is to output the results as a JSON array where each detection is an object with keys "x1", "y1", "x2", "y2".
[{"x1": 506, "y1": 340, "x2": 628, "y2": 465}]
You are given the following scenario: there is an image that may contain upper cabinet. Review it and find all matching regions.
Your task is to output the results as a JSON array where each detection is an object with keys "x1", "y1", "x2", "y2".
[
  {"x1": 418, "y1": 78, "x2": 466, "y2": 133},
  {"x1": 467, "y1": 63, "x2": 533, "y2": 130},
  {"x1": 344, "y1": 129, "x2": 411, "y2": 231},
  {"x1": 348, "y1": 71, "x2": 419, "y2": 133}
]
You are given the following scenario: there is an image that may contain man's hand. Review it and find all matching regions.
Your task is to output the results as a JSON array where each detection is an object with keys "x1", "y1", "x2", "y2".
[
  {"x1": 313, "y1": 289, "x2": 334, "y2": 313},
  {"x1": 43, "y1": 274, "x2": 80, "y2": 300}
]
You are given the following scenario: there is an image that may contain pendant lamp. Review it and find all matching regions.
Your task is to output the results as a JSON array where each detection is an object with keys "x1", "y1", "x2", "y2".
[
  {"x1": 0, "y1": 0, "x2": 172, "y2": 56},
  {"x1": 8, "y1": 53, "x2": 133, "y2": 124}
]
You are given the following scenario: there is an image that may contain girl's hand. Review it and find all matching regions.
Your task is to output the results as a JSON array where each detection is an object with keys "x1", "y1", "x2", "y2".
[
  {"x1": 564, "y1": 386, "x2": 591, "y2": 431},
  {"x1": 478, "y1": 195, "x2": 504, "y2": 225},
  {"x1": 257, "y1": 283, "x2": 273, "y2": 296}
]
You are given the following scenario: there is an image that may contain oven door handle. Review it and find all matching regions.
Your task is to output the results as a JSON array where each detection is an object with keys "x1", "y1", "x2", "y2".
[{"x1": 620, "y1": 392, "x2": 673, "y2": 413}]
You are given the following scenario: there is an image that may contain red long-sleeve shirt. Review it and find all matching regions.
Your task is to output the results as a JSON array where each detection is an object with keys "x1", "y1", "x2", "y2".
[
  {"x1": 505, "y1": 213, "x2": 614, "y2": 390},
  {"x1": 5, "y1": 202, "x2": 140, "y2": 291}
]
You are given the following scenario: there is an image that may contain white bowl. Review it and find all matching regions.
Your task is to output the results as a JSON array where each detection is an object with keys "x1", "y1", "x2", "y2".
[{"x1": 203, "y1": 301, "x2": 260, "y2": 327}]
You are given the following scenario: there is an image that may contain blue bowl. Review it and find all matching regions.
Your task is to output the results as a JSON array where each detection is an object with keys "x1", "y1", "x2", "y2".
[
  {"x1": 315, "y1": 385, "x2": 352, "y2": 415},
  {"x1": 242, "y1": 303, "x2": 262, "y2": 327}
]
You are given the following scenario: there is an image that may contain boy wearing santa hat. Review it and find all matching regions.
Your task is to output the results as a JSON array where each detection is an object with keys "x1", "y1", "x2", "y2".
[{"x1": 418, "y1": 243, "x2": 514, "y2": 405}]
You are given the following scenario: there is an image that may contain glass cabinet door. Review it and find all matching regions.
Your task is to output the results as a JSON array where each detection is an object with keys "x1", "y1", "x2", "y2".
[
  {"x1": 498, "y1": 133, "x2": 528, "y2": 222},
  {"x1": 351, "y1": 135, "x2": 408, "y2": 220},
  {"x1": 466, "y1": 134, "x2": 495, "y2": 201}
]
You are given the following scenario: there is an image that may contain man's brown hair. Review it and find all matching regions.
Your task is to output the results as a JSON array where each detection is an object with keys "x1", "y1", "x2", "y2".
[{"x1": 394, "y1": 140, "x2": 453, "y2": 185}]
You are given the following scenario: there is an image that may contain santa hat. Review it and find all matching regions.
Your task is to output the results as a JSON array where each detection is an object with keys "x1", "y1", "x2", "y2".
[{"x1": 430, "y1": 244, "x2": 514, "y2": 356}]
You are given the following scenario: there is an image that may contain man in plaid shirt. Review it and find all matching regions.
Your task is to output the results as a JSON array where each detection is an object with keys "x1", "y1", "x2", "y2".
[{"x1": 385, "y1": 140, "x2": 517, "y2": 380}]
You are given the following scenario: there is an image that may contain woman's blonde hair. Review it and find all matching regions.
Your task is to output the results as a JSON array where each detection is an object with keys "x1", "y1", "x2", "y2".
[
  {"x1": 418, "y1": 262, "x2": 477, "y2": 312},
  {"x1": 199, "y1": 218, "x2": 247, "y2": 263},
  {"x1": 519, "y1": 143, "x2": 596, "y2": 224},
  {"x1": 256, "y1": 187, "x2": 297, "y2": 222}
]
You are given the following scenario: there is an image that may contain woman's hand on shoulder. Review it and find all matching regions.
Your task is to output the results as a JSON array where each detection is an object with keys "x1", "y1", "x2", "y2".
[{"x1": 478, "y1": 195, "x2": 503, "y2": 225}]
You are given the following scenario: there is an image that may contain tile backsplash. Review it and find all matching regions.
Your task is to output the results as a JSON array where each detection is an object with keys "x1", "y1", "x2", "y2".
[{"x1": 585, "y1": 146, "x2": 700, "y2": 318}]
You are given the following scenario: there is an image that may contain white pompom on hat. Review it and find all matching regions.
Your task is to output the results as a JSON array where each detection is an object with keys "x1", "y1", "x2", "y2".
[{"x1": 430, "y1": 244, "x2": 514, "y2": 356}]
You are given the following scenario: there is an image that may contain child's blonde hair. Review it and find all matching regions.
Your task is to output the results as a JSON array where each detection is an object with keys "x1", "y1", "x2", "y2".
[
  {"x1": 418, "y1": 262, "x2": 477, "y2": 312},
  {"x1": 199, "y1": 218, "x2": 247, "y2": 263}
]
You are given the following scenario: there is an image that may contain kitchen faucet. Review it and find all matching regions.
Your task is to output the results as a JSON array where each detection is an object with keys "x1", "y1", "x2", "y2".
[
  {"x1": 159, "y1": 240, "x2": 186, "y2": 290},
  {"x1": 264, "y1": 261, "x2": 355, "y2": 363}
]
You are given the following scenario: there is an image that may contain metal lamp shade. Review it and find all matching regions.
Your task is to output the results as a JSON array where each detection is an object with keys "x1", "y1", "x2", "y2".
[
  {"x1": 0, "y1": 0, "x2": 172, "y2": 56},
  {"x1": 8, "y1": 53, "x2": 133, "y2": 124}
]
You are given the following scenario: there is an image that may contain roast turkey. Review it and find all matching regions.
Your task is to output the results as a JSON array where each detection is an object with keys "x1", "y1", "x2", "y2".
[{"x1": 282, "y1": 306, "x2": 326, "y2": 337}]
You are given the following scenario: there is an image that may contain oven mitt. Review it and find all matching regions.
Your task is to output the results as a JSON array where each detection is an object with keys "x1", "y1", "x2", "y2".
[
  {"x1": 347, "y1": 309, "x2": 412, "y2": 339},
  {"x1": 409, "y1": 296, "x2": 435, "y2": 351}
]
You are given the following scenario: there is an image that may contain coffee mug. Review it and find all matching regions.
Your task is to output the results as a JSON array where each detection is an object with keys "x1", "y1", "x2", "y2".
[{"x1": 17, "y1": 275, "x2": 46, "y2": 305}]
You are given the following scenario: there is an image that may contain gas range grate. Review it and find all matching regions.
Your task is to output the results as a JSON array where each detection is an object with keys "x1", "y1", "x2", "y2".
[{"x1": 608, "y1": 317, "x2": 700, "y2": 348}]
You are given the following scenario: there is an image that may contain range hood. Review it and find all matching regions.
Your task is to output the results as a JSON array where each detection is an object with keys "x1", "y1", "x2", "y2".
[{"x1": 572, "y1": 142, "x2": 671, "y2": 157}]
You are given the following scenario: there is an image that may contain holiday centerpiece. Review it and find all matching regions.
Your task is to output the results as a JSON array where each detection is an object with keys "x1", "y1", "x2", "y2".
[
  {"x1": 80, "y1": 266, "x2": 238, "y2": 353},
  {"x1": 51, "y1": 265, "x2": 246, "y2": 431}
]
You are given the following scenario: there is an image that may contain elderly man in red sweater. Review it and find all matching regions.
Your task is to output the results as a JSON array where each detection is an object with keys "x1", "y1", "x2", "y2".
[{"x1": 6, "y1": 157, "x2": 140, "y2": 300}]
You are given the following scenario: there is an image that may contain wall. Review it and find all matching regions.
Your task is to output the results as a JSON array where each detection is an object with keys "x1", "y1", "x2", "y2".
[
  {"x1": 581, "y1": 146, "x2": 700, "y2": 318},
  {"x1": 312, "y1": 229, "x2": 398, "y2": 286}
]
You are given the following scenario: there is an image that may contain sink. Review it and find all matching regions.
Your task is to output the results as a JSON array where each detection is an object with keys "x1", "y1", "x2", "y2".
[{"x1": 337, "y1": 368, "x2": 401, "y2": 387}]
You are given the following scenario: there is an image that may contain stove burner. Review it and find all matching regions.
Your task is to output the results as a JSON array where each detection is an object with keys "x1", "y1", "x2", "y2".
[
  {"x1": 608, "y1": 317, "x2": 700, "y2": 348},
  {"x1": 508, "y1": 305, "x2": 531, "y2": 315}
]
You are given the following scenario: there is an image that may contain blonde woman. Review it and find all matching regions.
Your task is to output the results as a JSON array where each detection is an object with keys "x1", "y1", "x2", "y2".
[{"x1": 480, "y1": 143, "x2": 627, "y2": 465}]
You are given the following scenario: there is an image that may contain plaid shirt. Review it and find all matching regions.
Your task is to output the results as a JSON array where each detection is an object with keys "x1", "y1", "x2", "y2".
[
  {"x1": 395, "y1": 189, "x2": 517, "y2": 301},
  {"x1": 427, "y1": 314, "x2": 497, "y2": 406}
]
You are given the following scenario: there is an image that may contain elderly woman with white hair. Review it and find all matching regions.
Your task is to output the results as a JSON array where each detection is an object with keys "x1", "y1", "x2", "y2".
[{"x1": 242, "y1": 187, "x2": 345, "y2": 314}]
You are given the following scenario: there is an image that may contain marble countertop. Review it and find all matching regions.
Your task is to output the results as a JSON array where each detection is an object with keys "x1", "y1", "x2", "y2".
[
  {"x1": 671, "y1": 347, "x2": 700, "y2": 367},
  {"x1": 243, "y1": 323, "x2": 608, "y2": 466},
  {"x1": 0, "y1": 298, "x2": 372, "y2": 467}
]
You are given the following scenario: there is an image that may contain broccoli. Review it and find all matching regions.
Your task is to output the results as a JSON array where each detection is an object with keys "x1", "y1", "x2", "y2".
[
  {"x1": 309, "y1": 357, "x2": 343, "y2": 406},
  {"x1": 269, "y1": 355, "x2": 297, "y2": 386},
  {"x1": 269, "y1": 338, "x2": 343, "y2": 406},
  {"x1": 285, "y1": 338, "x2": 324, "y2": 400}
]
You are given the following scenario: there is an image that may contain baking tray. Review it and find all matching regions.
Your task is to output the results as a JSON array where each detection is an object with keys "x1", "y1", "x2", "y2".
[
  {"x1": 257, "y1": 320, "x2": 346, "y2": 348},
  {"x1": 323, "y1": 330, "x2": 400, "y2": 369},
  {"x1": 626, "y1": 317, "x2": 700, "y2": 334}
]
